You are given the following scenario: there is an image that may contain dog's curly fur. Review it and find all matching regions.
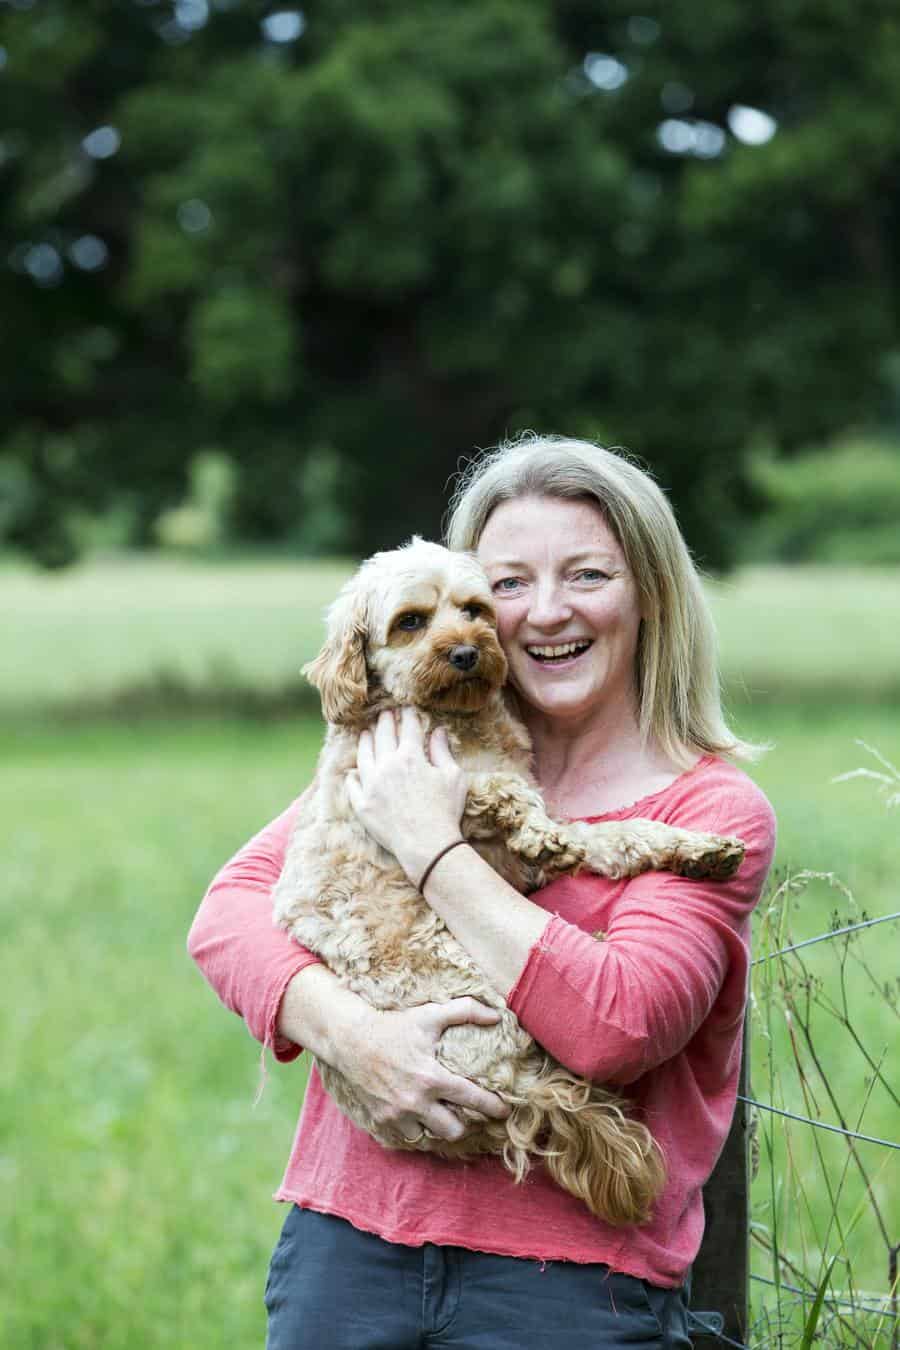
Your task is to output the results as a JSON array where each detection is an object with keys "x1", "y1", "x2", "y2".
[{"x1": 273, "y1": 538, "x2": 744, "y2": 1226}]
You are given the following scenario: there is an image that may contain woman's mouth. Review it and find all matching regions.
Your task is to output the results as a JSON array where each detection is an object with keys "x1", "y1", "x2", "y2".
[{"x1": 525, "y1": 640, "x2": 593, "y2": 666}]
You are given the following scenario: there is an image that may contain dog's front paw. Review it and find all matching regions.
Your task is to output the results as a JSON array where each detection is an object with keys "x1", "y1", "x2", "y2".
[
  {"x1": 510, "y1": 823, "x2": 550, "y2": 859},
  {"x1": 672, "y1": 834, "x2": 745, "y2": 880},
  {"x1": 513, "y1": 824, "x2": 585, "y2": 869}
]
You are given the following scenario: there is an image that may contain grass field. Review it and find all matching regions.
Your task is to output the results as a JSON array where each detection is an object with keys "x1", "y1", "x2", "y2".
[
  {"x1": 3, "y1": 557, "x2": 900, "y2": 713},
  {"x1": 2, "y1": 558, "x2": 898, "y2": 1346}
]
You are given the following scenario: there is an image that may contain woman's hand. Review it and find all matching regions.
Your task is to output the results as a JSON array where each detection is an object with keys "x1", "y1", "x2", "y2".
[
  {"x1": 347, "y1": 708, "x2": 468, "y2": 884},
  {"x1": 279, "y1": 966, "x2": 510, "y2": 1141},
  {"x1": 334, "y1": 996, "x2": 510, "y2": 1142}
]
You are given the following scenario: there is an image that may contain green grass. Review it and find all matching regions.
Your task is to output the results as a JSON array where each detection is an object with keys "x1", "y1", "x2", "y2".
[
  {"x1": 0, "y1": 556, "x2": 353, "y2": 715},
  {"x1": 2, "y1": 557, "x2": 898, "y2": 1344},
  {"x1": 1, "y1": 707, "x2": 898, "y2": 1346},
  {"x1": 736, "y1": 708, "x2": 899, "y2": 1342},
  {"x1": 707, "y1": 565, "x2": 900, "y2": 703},
  {"x1": 3, "y1": 557, "x2": 900, "y2": 715},
  {"x1": 0, "y1": 719, "x2": 323, "y2": 1350}
]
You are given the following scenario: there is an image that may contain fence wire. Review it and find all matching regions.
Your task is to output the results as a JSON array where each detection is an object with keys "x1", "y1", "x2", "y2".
[{"x1": 696, "y1": 863, "x2": 898, "y2": 1349}]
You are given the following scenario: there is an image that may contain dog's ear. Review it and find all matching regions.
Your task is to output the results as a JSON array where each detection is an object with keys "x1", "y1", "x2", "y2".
[{"x1": 303, "y1": 581, "x2": 370, "y2": 724}]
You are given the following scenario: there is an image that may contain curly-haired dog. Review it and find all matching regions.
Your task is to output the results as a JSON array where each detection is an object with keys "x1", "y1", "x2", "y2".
[{"x1": 273, "y1": 539, "x2": 744, "y2": 1226}]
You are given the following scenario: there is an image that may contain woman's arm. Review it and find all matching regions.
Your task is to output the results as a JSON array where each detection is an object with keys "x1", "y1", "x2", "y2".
[
  {"x1": 187, "y1": 797, "x2": 321, "y2": 1059},
  {"x1": 278, "y1": 964, "x2": 511, "y2": 1139},
  {"x1": 348, "y1": 709, "x2": 549, "y2": 992},
  {"x1": 188, "y1": 790, "x2": 510, "y2": 1136},
  {"x1": 349, "y1": 710, "x2": 776, "y2": 1085}
]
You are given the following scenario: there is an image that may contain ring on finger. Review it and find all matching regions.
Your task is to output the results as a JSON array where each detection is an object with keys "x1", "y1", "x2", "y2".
[{"x1": 403, "y1": 1123, "x2": 427, "y2": 1145}]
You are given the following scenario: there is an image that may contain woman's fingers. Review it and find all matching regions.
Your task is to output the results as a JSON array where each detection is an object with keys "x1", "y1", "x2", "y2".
[
  {"x1": 438, "y1": 1070, "x2": 510, "y2": 1121},
  {"x1": 399, "y1": 706, "x2": 424, "y2": 749},
  {"x1": 429, "y1": 996, "x2": 503, "y2": 1030},
  {"x1": 356, "y1": 728, "x2": 375, "y2": 779},
  {"x1": 397, "y1": 1104, "x2": 468, "y2": 1144},
  {"x1": 420, "y1": 1102, "x2": 468, "y2": 1142},
  {"x1": 345, "y1": 771, "x2": 362, "y2": 817},
  {"x1": 340, "y1": 1001, "x2": 511, "y2": 1140},
  {"x1": 423, "y1": 999, "x2": 511, "y2": 1121},
  {"x1": 396, "y1": 1113, "x2": 427, "y2": 1143},
  {"x1": 428, "y1": 725, "x2": 454, "y2": 767},
  {"x1": 395, "y1": 1076, "x2": 506, "y2": 1141},
  {"x1": 374, "y1": 708, "x2": 397, "y2": 756}
]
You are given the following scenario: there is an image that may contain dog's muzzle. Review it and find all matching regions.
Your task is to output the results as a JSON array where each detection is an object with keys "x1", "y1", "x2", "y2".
[{"x1": 448, "y1": 644, "x2": 480, "y2": 672}]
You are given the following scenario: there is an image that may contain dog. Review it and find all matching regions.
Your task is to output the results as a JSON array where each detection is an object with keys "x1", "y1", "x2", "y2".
[{"x1": 272, "y1": 538, "x2": 744, "y2": 1225}]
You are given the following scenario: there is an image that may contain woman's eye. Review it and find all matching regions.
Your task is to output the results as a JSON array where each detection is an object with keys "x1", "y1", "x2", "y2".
[
  {"x1": 493, "y1": 578, "x2": 522, "y2": 593},
  {"x1": 397, "y1": 613, "x2": 427, "y2": 631},
  {"x1": 574, "y1": 569, "x2": 608, "y2": 583}
]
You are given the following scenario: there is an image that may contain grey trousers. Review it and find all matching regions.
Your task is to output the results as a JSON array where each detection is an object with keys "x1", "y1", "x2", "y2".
[{"x1": 265, "y1": 1206, "x2": 692, "y2": 1349}]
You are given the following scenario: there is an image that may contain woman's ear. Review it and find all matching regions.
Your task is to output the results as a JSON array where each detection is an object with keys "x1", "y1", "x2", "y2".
[{"x1": 303, "y1": 582, "x2": 370, "y2": 724}]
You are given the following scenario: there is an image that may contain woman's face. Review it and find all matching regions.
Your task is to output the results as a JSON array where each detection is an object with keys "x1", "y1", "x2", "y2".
[{"x1": 476, "y1": 495, "x2": 643, "y2": 726}]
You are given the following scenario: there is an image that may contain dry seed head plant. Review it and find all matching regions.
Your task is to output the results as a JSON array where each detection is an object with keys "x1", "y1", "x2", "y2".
[
  {"x1": 747, "y1": 746, "x2": 900, "y2": 1348},
  {"x1": 272, "y1": 538, "x2": 744, "y2": 1226}
]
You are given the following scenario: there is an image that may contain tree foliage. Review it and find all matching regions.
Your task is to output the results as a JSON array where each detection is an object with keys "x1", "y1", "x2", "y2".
[
  {"x1": 2, "y1": 0, "x2": 899, "y2": 566},
  {"x1": 744, "y1": 437, "x2": 900, "y2": 564}
]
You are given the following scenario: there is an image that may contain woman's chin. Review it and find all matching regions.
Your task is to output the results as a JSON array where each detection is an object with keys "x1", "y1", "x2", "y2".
[{"x1": 511, "y1": 675, "x2": 600, "y2": 722}]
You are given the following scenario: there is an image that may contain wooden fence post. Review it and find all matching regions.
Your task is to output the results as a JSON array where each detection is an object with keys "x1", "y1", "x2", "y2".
[{"x1": 690, "y1": 1025, "x2": 751, "y2": 1346}]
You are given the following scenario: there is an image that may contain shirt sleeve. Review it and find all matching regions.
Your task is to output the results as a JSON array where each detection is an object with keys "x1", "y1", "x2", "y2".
[
  {"x1": 506, "y1": 777, "x2": 776, "y2": 1086},
  {"x1": 186, "y1": 792, "x2": 322, "y2": 1062}
]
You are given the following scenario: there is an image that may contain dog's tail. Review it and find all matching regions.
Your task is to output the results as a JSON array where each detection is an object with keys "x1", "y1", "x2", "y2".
[{"x1": 503, "y1": 1061, "x2": 666, "y2": 1226}]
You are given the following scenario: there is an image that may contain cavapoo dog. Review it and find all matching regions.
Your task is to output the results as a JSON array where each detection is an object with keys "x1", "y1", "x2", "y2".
[{"x1": 273, "y1": 538, "x2": 744, "y2": 1225}]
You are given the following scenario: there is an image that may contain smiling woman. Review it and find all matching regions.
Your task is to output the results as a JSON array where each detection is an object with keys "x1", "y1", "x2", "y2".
[
  {"x1": 476, "y1": 496, "x2": 643, "y2": 745},
  {"x1": 188, "y1": 434, "x2": 776, "y2": 1350},
  {"x1": 447, "y1": 435, "x2": 761, "y2": 815}
]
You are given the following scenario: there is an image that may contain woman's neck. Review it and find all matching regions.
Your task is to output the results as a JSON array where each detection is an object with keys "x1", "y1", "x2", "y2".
[{"x1": 523, "y1": 698, "x2": 692, "y2": 817}]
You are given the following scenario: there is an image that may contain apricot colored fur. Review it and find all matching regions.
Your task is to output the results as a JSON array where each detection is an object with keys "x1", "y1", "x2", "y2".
[{"x1": 273, "y1": 539, "x2": 743, "y2": 1225}]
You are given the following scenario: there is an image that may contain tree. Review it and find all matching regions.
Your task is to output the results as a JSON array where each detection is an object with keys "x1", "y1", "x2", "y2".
[{"x1": 2, "y1": 0, "x2": 899, "y2": 566}]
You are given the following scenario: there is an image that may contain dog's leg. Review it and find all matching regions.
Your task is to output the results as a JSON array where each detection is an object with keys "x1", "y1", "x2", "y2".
[
  {"x1": 569, "y1": 817, "x2": 744, "y2": 881},
  {"x1": 463, "y1": 773, "x2": 588, "y2": 882},
  {"x1": 464, "y1": 773, "x2": 744, "y2": 885}
]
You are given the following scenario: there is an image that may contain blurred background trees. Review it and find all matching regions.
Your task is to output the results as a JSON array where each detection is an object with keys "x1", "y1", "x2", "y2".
[
  {"x1": 4, "y1": 12, "x2": 899, "y2": 1340},
  {"x1": 2, "y1": 0, "x2": 900, "y2": 568}
]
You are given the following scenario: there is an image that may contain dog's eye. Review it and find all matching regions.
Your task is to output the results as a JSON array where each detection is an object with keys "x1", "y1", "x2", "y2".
[
  {"x1": 461, "y1": 603, "x2": 483, "y2": 620},
  {"x1": 396, "y1": 612, "x2": 427, "y2": 631}
]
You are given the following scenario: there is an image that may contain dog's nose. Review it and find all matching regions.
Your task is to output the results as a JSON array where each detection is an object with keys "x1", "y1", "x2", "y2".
[{"x1": 448, "y1": 644, "x2": 479, "y2": 672}]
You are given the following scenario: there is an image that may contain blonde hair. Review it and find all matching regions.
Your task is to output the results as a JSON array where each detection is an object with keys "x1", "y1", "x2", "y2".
[{"x1": 445, "y1": 433, "x2": 759, "y2": 766}]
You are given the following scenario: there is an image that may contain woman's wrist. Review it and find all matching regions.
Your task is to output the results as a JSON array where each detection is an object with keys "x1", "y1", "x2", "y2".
[
  {"x1": 405, "y1": 840, "x2": 553, "y2": 997},
  {"x1": 277, "y1": 964, "x2": 373, "y2": 1068},
  {"x1": 417, "y1": 837, "x2": 469, "y2": 892},
  {"x1": 398, "y1": 831, "x2": 467, "y2": 891}
]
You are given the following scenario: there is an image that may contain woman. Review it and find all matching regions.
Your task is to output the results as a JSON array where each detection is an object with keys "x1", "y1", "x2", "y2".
[{"x1": 188, "y1": 434, "x2": 776, "y2": 1348}]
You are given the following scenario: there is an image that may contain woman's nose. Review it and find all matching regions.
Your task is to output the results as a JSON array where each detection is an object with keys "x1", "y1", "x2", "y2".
[{"x1": 527, "y1": 583, "x2": 571, "y2": 627}]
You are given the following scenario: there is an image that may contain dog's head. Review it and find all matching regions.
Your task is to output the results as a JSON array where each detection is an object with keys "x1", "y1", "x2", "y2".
[{"x1": 304, "y1": 538, "x2": 508, "y2": 725}]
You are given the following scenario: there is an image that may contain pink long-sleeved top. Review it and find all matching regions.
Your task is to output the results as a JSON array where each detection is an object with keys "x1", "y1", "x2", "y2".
[{"x1": 188, "y1": 754, "x2": 775, "y2": 1287}]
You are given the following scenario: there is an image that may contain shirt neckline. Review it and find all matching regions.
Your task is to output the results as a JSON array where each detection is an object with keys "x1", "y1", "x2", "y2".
[{"x1": 574, "y1": 753, "x2": 717, "y2": 823}]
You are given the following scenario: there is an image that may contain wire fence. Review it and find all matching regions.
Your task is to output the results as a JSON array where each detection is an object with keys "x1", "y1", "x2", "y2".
[{"x1": 697, "y1": 744, "x2": 899, "y2": 1348}]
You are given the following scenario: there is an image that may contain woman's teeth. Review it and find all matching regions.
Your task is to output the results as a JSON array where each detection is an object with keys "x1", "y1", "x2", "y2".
[{"x1": 526, "y1": 641, "x2": 592, "y2": 663}]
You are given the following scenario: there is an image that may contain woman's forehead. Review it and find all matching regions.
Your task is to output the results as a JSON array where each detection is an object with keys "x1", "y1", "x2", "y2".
[{"x1": 477, "y1": 495, "x2": 622, "y2": 563}]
